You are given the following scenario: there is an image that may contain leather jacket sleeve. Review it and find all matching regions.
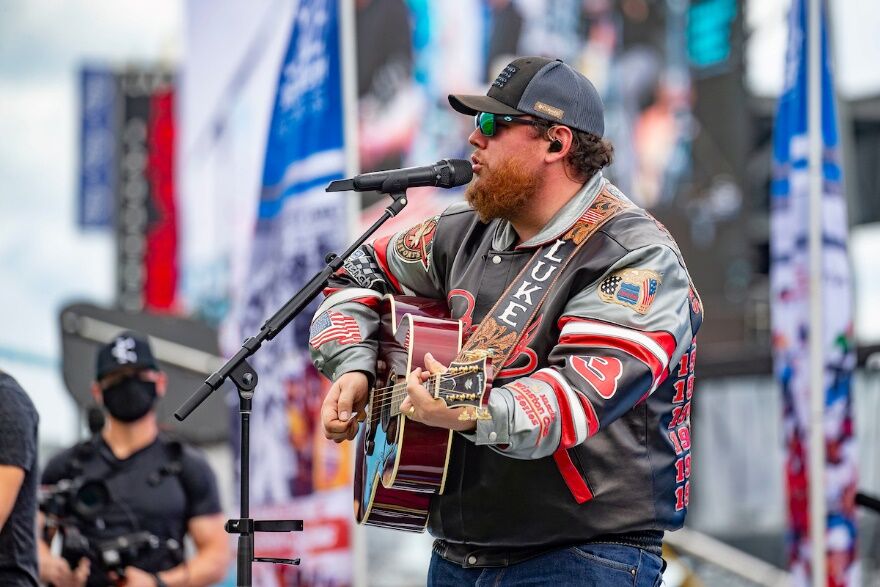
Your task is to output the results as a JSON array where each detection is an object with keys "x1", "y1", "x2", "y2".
[
  {"x1": 466, "y1": 242, "x2": 695, "y2": 459},
  {"x1": 309, "y1": 212, "x2": 448, "y2": 380}
]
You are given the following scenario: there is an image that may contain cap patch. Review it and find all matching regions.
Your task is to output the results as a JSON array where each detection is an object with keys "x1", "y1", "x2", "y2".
[
  {"x1": 492, "y1": 64, "x2": 519, "y2": 89},
  {"x1": 598, "y1": 269, "x2": 661, "y2": 315},
  {"x1": 112, "y1": 336, "x2": 138, "y2": 364},
  {"x1": 534, "y1": 101, "x2": 564, "y2": 120}
]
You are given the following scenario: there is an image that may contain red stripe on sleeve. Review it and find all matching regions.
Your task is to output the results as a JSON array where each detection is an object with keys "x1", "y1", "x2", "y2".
[
  {"x1": 574, "y1": 393, "x2": 600, "y2": 437},
  {"x1": 533, "y1": 371, "x2": 578, "y2": 449},
  {"x1": 371, "y1": 236, "x2": 403, "y2": 293},
  {"x1": 533, "y1": 370, "x2": 596, "y2": 504},
  {"x1": 558, "y1": 316, "x2": 677, "y2": 359},
  {"x1": 558, "y1": 333, "x2": 666, "y2": 382}
]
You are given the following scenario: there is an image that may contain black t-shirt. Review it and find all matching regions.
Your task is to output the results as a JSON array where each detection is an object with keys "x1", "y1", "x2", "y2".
[
  {"x1": 0, "y1": 372, "x2": 40, "y2": 587},
  {"x1": 41, "y1": 434, "x2": 221, "y2": 586}
]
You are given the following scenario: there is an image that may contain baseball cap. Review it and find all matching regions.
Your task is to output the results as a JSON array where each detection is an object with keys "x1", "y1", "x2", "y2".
[
  {"x1": 95, "y1": 330, "x2": 158, "y2": 380},
  {"x1": 449, "y1": 56, "x2": 605, "y2": 137}
]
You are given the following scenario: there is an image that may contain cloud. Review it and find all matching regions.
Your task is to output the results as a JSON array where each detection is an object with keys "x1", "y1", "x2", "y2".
[
  {"x1": 0, "y1": 0, "x2": 181, "y2": 82},
  {"x1": 0, "y1": 0, "x2": 181, "y2": 447}
]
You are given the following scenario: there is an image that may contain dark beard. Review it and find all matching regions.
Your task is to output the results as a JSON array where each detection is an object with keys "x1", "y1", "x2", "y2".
[{"x1": 465, "y1": 156, "x2": 540, "y2": 223}]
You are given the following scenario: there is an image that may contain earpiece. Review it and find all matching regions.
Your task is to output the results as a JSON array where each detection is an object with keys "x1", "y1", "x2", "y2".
[{"x1": 548, "y1": 139, "x2": 563, "y2": 153}]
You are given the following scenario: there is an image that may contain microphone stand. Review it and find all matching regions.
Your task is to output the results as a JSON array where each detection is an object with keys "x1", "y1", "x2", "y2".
[{"x1": 174, "y1": 190, "x2": 412, "y2": 587}]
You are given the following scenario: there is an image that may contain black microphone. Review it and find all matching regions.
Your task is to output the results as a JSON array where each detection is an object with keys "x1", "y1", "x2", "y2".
[{"x1": 325, "y1": 159, "x2": 473, "y2": 193}]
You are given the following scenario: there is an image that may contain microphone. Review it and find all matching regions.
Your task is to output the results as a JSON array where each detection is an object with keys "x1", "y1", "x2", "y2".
[{"x1": 326, "y1": 159, "x2": 473, "y2": 193}]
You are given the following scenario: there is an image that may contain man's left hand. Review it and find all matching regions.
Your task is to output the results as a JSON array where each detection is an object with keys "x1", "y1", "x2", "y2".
[{"x1": 399, "y1": 353, "x2": 477, "y2": 432}]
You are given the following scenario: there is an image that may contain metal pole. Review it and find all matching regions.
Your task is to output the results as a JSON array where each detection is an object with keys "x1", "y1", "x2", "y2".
[
  {"x1": 807, "y1": 0, "x2": 827, "y2": 583},
  {"x1": 338, "y1": 2, "x2": 368, "y2": 586}
]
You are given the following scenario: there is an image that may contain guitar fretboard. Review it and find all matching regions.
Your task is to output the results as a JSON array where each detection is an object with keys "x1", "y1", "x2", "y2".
[{"x1": 373, "y1": 375, "x2": 441, "y2": 419}]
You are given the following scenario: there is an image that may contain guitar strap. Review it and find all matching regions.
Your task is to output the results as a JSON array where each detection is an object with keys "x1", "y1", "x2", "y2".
[
  {"x1": 459, "y1": 184, "x2": 633, "y2": 376},
  {"x1": 457, "y1": 184, "x2": 633, "y2": 504}
]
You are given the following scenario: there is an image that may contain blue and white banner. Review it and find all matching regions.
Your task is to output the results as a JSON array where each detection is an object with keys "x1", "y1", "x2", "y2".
[
  {"x1": 770, "y1": 0, "x2": 858, "y2": 584},
  {"x1": 231, "y1": 1, "x2": 353, "y2": 585},
  {"x1": 78, "y1": 67, "x2": 117, "y2": 228}
]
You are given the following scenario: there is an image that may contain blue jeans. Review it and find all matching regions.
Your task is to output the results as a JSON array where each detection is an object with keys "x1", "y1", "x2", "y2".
[{"x1": 427, "y1": 543, "x2": 664, "y2": 587}]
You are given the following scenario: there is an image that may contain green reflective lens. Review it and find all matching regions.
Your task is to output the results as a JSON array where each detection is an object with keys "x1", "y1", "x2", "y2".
[
  {"x1": 476, "y1": 112, "x2": 496, "y2": 136},
  {"x1": 475, "y1": 112, "x2": 537, "y2": 136}
]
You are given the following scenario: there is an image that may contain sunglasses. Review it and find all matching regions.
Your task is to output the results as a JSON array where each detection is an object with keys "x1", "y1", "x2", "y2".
[{"x1": 474, "y1": 112, "x2": 538, "y2": 137}]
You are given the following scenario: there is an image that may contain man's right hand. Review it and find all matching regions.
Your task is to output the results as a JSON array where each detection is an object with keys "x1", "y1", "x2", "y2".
[
  {"x1": 321, "y1": 371, "x2": 369, "y2": 442},
  {"x1": 40, "y1": 554, "x2": 89, "y2": 587}
]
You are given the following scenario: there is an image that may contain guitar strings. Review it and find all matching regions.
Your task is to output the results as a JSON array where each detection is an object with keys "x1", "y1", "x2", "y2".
[
  {"x1": 366, "y1": 369, "x2": 484, "y2": 398},
  {"x1": 369, "y1": 383, "x2": 472, "y2": 402},
  {"x1": 367, "y1": 389, "x2": 480, "y2": 423},
  {"x1": 369, "y1": 386, "x2": 469, "y2": 404},
  {"x1": 349, "y1": 376, "x2": 484, "y2": 421},
  {"x1": 366, "y1": 388, "x2": 482, "y2": 422}
]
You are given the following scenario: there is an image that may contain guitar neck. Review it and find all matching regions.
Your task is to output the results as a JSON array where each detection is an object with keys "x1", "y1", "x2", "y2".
[{"x1": 374, "y1": 375, "x2": 442, "y2": 417}]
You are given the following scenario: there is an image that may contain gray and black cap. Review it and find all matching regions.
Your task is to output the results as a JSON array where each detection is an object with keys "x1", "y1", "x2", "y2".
[{"x1": 448, "y1": 56, "x2": 605, "y2": 137}]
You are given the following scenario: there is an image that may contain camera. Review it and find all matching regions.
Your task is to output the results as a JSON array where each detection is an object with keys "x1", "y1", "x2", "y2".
[
  {"x1": 40, "y1": 476, "x2": 181, "y2": 578},
  {"x1": 39, "y1": 477, "x2": 111, "y2": 521}
]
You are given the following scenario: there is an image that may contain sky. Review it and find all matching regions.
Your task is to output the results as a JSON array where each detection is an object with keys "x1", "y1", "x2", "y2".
[
  {"x1": 0, "y1": 0, "x2": 182, "y2": 450},
  {"x1": 2, "y1": 0, "x2": 880, "y2": 454},
  {"x1": 746, "y1": 0, "x2": 880, "y2": 98}
]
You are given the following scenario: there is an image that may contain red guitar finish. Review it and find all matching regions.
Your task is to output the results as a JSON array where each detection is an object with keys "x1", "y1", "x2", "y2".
[{"x1": 353, "y1": 295, "x2": 491, "y2": 532}]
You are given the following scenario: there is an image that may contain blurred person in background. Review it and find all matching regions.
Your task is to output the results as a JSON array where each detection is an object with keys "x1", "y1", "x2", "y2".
[
  {"x1": 313, "y1": 56, "x2": 703, "y2": 586},
  {"x1": 0, "y1": 369, "x2": 40, "y2": 586},
  {"x1": 38, "y1": 331, "x2": 228, "y2": 587}
]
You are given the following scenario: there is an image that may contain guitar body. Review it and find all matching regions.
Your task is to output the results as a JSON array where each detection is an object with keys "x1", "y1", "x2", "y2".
[{"x1": 354, "y1": 295, "x2": 465, "y2": 532}]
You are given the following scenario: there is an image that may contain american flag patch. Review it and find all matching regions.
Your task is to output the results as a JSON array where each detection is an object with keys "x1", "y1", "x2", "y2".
[
  {"x1": 597, "y1": 269, "x2": 661, "y2": 315},
  {"x1": 583, "y1": 208, "x2": 604, "y2": 224},
  {"x1": 309, "y1": 311, "x2": 362, "y2": 348}
]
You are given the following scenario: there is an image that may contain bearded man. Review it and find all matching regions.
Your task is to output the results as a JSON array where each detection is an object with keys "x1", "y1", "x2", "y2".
[{"x1": 311, "y1": 56, "x2": 703, "y2": 586}]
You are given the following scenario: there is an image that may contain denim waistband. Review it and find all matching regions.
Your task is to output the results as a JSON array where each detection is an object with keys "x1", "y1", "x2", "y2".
[{"x1": 434, "y1": 530, "x2": 664, "y2": 568}]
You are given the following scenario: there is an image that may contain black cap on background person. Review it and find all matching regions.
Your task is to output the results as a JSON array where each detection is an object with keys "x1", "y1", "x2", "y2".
[
  {"x1": 92, "y1": 331, "x2": 166, "y2": 424},
  {"x1": 95, "y1": 330, "x2": 158, "y2": 380}
]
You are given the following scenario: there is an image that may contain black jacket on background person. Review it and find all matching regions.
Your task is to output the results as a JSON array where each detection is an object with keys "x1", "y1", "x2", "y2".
[{"x1": 41, "y1": 434, "x2": 221, "y2": 586}]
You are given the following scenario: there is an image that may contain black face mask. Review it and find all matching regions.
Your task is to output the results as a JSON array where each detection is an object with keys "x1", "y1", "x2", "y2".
[{"x1": 102, "y1": 377, "x2": 157, "y2": 422}]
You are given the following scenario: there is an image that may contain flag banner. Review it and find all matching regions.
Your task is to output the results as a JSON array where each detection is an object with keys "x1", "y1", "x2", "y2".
[
  {"x1": 116, "y1": 70, "x2": 179, "y2": 312},
  {"x1": 78, "y1": 67, "x2": 117, "y2": 229},
  {"x1": 770, "y1": 0, "x2": 858, "y2": 584},
  {"x1": 229, "y1": 0, "x2": 352, "y2": 585}
]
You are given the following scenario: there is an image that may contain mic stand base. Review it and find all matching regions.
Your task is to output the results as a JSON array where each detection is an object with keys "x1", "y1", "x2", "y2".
[{"x1": 226, "y1": 362, "x2": 303, "y2": 586}]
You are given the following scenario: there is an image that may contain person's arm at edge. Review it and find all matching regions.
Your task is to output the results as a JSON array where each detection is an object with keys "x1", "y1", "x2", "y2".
[
  {"x1": 156, "y1": 512, "x2": 229, "y2": 587},
  {"x1": 0, "y1": 464, "x2": 24, "y2": 531}
]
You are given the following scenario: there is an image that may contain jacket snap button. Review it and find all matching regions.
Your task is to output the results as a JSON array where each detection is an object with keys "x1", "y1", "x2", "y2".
[
  {"x1": 492, "y1": 255, "x2": 501, "y2": 264},
  {"x1": 488, "y1": 431, "x2": 497, "y2": 442},
  {"x1": 468, "y1": 555, "x2": 477, "y2": 565}
]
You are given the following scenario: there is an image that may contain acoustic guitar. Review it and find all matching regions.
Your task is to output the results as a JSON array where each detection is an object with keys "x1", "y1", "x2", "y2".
[{"x1": 354, "y1": 295, "x2": 493, "y2": 532}]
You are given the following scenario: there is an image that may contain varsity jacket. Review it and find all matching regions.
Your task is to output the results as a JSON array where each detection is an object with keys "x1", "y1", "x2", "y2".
[{"x1": 309, "y1": 172, "x2": 703, "y2": 562}]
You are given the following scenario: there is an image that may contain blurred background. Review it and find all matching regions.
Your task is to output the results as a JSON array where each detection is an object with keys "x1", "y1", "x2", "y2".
[{"x1": 2, "y1": 0, "x2": 880, "y2": 585}]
